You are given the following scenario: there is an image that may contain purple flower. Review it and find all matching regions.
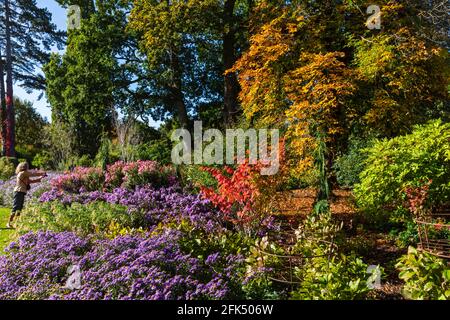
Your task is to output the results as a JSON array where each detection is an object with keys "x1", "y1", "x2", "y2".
[
  {"x1": 0, "y1": 231, "x2": 245, "y2": 300},
  {"x1": 40, "y1": 186, "x2": 225, "y2": 234}
]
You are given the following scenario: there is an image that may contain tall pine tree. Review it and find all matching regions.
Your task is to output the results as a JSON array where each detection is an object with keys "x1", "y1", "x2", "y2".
[{"x1": 0, "y1": 0, "x2": 64, "y2": 157}]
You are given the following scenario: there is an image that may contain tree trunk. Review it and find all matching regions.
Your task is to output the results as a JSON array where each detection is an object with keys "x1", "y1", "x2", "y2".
[
  {"x1": 0, "y1": 56, "x2": 6, "y2": 156},
  {"x1": 169, "y1": 48, "x2": 191, "y2": 131},
  {"x1": 5, "y1": 0, "x2": 15, "y2": 157},
  {"x1": 223, "y1": 0, "x2": 240, "y2": 126}
]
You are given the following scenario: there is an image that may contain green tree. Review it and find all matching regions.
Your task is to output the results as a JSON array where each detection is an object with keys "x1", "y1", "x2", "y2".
[
  {"x1": 13, "y1": 98, "x2": 48, "y2": 161},
  {"x1": 34, "y1": 120, "x2": 76, "y2": 170},
  {"x1": 44, "y1": 29, "x2": 115, "y2": 157},
  {"x1": 45, "y1": 2, "x2": 125, "y2": 157},
  {"x1": 128, "y1": 0, "x2": 255, "y2": 128},
  {"x1": 46, "y1": 0, "x2": 171, "y2": 157},
  {"x1": 348, "y1": 0, "x2": 450, "y2": 137}
]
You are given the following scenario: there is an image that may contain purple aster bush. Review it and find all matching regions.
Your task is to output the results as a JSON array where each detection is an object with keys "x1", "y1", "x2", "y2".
[
  {"x1": 1, "y1": 163, "x2": 279, "y2": 300},
  {"x1": 60, "y1": 229, "x2": 245, "y2": 300},
  {"x1": 0, "y1": 231, "x2": 90, "y2": 300},
  {"x1": 0, "y1": 178, "x2": 15, "y2": 206},
  {"x1": 38, "y1": 172, "x2": 276, "y2": 237},
  {"x1": 39, "y1": 188, "x2": 106, "y2": 205},
  {"x1": 104, "y1": 186, "x2": 225, "y2": 233},
  {"x1": 0, "y1": 230, "x2": 246, "y2": 300},
  {"x1": 38, "y1": 186, "x2": 225, "y2": 234}
]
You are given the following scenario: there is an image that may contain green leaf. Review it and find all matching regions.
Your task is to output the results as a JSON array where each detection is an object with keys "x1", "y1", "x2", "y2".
[{"x1": 424, "y1": 282, "x2": 434, "y2": 292}]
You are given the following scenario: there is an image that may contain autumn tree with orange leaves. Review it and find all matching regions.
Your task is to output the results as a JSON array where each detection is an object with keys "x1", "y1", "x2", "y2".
[{"x1": 231, "y1": 0, "x2": 449, "y2": 188}]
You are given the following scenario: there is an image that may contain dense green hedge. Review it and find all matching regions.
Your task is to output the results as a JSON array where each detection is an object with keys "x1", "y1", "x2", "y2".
[{"x1": 355, "y1": 120, "x2": 450, "y2": 214}]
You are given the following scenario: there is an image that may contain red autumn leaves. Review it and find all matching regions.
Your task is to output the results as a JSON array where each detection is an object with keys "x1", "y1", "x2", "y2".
[
  {"x1": 405, "y1": 180, "x2": 432, "y2": 216},
  {"x1": 200, "y1": 162, "x2": 262, "y2": 226}
]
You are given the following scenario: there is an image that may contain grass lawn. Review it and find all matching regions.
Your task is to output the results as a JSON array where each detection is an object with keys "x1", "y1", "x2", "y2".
[{"x1": 0, "y1": 208, "x2": 13, "y2": 253}]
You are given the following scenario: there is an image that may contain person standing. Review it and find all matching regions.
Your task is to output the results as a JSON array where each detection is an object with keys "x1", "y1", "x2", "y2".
[{"x1": 6, "y1": 162, "x2": 46, "y2": 229}]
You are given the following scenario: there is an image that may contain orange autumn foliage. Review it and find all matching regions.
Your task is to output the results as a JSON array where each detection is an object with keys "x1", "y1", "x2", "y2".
[
  {"x1": 230, "y1": 1, "x2": 449, "y2": 179},
  {"x1": 230, "y1": 7, "x2": 355, "y2": 176}
]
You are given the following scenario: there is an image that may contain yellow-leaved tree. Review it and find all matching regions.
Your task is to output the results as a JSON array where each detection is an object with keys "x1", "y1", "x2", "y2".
[
  {"x1": 230, "y1": 5, "x2": 355, "y2": 182},
  {"x1": 231, "y1": 0, "x2": 449, "y2": 188}
]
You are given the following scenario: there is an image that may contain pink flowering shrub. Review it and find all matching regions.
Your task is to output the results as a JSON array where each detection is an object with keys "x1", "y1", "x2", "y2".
[
  {"x1": 105, "y1": 160, "x2": 176, "y2": 190},
  {"x1": 104, "y1": 161, "x2": 126, "y2": 188},
  {"x1": 51, "y1": 167, "x2": 105, "y2": 192},
  {"x1": 50, "y1": 161, "x2": 176, "y2": 193}
]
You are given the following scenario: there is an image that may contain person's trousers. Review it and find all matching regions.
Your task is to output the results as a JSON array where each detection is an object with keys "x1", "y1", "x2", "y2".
[{"x1": 12, "y1": 192, "x2": 26, "y2": 214}]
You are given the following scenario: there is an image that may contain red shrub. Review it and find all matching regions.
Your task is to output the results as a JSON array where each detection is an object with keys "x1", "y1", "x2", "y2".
[
  {"x1": 200, "y1": 162, "x2": 261, "y2": 226},
  {"x1": 404, "y1": 179, "x2": 432, "y2": 216}
]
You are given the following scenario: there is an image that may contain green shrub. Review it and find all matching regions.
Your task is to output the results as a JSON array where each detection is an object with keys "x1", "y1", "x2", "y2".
[
  {"x1": 355, "y1": 120, "x2": 450, "y2": 214},
  {"x1": 136, "y1": 140, "x2": 172, "y2": 165},
  {"x1": 0, "y1": 157, "x2": 16, "y2": 180},
  {"x1": 396, "y1": 246, "x2": 450, "y2": 300},
  {"x1": 342, "y1": 234, "x2": 377, "y2": 258},
  {"x1": 66, "y1": 155, "x2": 93, "y2": 169},
  {"x1": 32, "y1": 152, "x2": 53, "y2": 170},
  {"x1": 389, "y1": 220, "x2": 420, "y2": 248},
  {"x1": 93, "y1": 135, "x2": 121, "y2": 169},
  {"x1": 353, "y1": 209, "x2": 402, "y2": 233},
  {"x1": 291, "y1": 253, "x2": 376, "y2": 300},
  {"x1": 291, "y1": 210, "x2": 375, "y2": 300},
  {"x1": 34, "y1": 153, "x2": 94, "y2": 172},
  {"x1": 245, "y1": 210, "x2": 374, "y2": 300},
  {"x1": 15, "y1": 146, "x2": 36, "y2": 167},
  {"x1": 16, "y1": 201, "x2": 144, "y2": 237},
  {"x1": 178, "y1": 165, "x2": 217, "y2": 192},
  {"x1": 333, "y1": 137, "x2": 372, "y2": 187}
]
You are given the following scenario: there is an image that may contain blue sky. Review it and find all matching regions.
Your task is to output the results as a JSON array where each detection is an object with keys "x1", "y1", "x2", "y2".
[{"x1": 14, "y1": 0, "x2": 67, "y2": 121}]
